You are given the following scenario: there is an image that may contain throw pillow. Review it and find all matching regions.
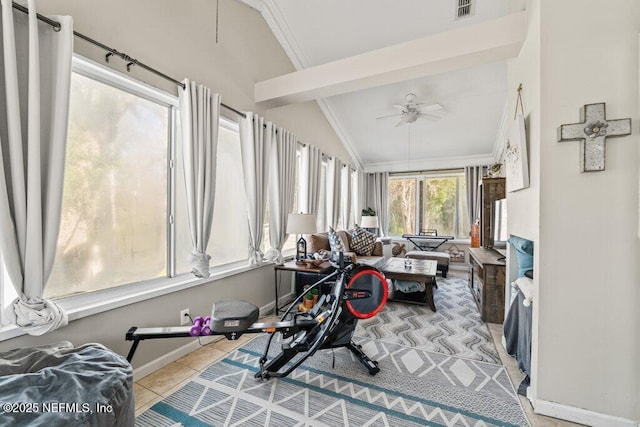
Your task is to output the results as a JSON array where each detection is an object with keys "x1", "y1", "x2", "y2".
[
  {"x1": 508, "y1": 236, "x2": 534, "y2": 277},
  {"x1": 328, "y1": 227, "x2": 345, "y2": 253},
  {"x1": 350, "y1": 225, "x2": 376, "y2": 256}
]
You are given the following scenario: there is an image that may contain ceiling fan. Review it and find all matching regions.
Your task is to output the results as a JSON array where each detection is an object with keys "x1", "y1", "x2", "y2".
[{"x1": 376, "y1": 93, "x2": 444, "y2": 127}]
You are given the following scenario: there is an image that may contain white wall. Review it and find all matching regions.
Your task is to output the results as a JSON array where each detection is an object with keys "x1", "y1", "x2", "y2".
[
  {"x1": 508, "y1": 0, "x2": 640, "y2": 422},
  {"x1": 0, "y1": 0, "x2": 345, "y2": 367}
]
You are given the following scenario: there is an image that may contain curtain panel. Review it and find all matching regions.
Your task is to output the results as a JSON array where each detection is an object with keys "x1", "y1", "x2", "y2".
[
  {"x1": 239, "y1": 113, "x2": 273, "y2": 265},
  {"x1": 464, "y1": 165, "x2": 484, "y2": 227},
  {"x1": 341, "y1": 165, "x2": 352, "y2": 229},
  {"x1": 299, "y1": 144, "x2": 321, "y2": 218},
  {"x1": 0, "y1": 1, "x2": 73, "y2": 335},
  {"x1": 179, "y1": 79, "x2": 220, "y2": 278},
  {"x1": 265, "y1": 127, "x2": 297, "y2": 264},
  {"x1": 354, "y1": 169, "x2": 366, "y2": 225},
  {"x1": 365, "y1": 172, "x2": 389, "y2": 236},
  {"x1": 326, "y1": 157, "x2": 342, "y2": 229}
]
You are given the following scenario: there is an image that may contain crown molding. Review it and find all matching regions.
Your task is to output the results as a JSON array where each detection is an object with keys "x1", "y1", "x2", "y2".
[
  {"x1": 365, "y1": 153, "x2": 494, "y2": 173},
  {"x1": 237, "y1": 0, "x2": 363, "y2": 169}
]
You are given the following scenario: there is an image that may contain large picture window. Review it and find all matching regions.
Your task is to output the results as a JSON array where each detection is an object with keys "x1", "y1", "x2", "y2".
[
  {"x1": 46, "y1": 72, "x2": 170, "y2": 298},
  {"x1": 388, "y1": 172, "x2": 470, "y2": 239},
  {"x1": 37, "y1": 56, "x2": 250, "y2": 301}
]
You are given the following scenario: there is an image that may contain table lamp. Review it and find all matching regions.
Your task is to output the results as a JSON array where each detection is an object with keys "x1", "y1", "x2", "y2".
[
  {"x1": 360, "y1": 215, "x2": 379, "y2": 235},
  {"x1": 287, "y1": 213, "x2": 317, "y2": 262}
]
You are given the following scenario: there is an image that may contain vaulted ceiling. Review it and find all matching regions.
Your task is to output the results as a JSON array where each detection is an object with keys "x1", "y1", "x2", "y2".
[{"x1": 240, "y1": 0, "x2": 525, "y2": 171}]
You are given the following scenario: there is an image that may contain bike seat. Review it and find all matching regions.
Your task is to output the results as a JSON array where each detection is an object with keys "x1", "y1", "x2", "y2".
[{"x1": 211, "y1": 300, "x2": 259, "y2": 333}]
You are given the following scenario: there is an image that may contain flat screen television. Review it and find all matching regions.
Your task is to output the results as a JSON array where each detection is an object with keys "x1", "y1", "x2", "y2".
[{"x1": 492, "y1": 198, "x2": 508, "y2": 255}]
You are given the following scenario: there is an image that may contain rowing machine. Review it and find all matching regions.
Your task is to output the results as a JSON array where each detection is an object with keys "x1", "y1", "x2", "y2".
[{"x1": 125, "y1": 254, "x2": 388, "y2": 379}]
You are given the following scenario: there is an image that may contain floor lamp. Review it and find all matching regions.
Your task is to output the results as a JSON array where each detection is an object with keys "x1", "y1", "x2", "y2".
[{"x1": 287, "y1": 213, "x2": 317, "y2": 263}]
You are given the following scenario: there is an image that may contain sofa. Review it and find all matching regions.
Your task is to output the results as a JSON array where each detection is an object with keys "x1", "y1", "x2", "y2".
[
  {"x1": 293, "y1": 230, "x2": 390, "y2": 296},
  {"x1": 306, "y1": 229, "x2": 387, "y2": 269}
]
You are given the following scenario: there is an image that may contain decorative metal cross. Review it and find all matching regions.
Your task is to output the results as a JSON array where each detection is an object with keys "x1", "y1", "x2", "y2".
[{"x1": 558, "y1": 103, "x2": 631, "y2": 172}]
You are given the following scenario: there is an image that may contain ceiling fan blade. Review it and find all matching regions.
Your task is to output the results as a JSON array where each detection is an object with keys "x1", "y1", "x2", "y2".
[
  {"x1": 418, "y1": 113, "x2": 443, "y2": 121},
  {"x1": 392, "y1": 104, "x2": 409, "y2": 112},
  {"x1": 417, "y1": 103, "x2": 443, "y2": 112},
  {"x1": 376, "y1": 113, "x2": 402, "y2": 120},
  {"x1": 395, "y1": 120, "x2": 405, "y2": 127}
]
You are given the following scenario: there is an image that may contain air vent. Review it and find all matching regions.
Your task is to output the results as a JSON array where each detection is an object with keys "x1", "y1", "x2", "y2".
[{"x1": 456, "y1": 0, "x2": 474, "y2": 19}]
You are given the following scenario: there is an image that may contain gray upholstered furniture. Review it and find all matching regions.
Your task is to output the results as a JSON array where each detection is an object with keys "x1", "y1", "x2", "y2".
[
  {"x1": 0, "y1": 341, "x2": 134, "y2": 426},
  {"x1": 405, "y1": 250, "x2": 450, "y2": 277},
  {"x1": 305, "y1": 230, "x2": 387, "y2": 269}
]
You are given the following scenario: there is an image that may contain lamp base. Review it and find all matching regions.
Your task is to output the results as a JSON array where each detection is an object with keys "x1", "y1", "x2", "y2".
[{"x1": 296, "y1": 236, "x2": 307, "y2": 262}]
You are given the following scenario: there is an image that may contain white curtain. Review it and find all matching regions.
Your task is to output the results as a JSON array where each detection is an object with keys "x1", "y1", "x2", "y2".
[
  {"x1": 265, "y1": 128, "x2": 297, "y2": 264},
  {"x1": 341, "y1": 165, "x2": 352, "y2": 229},
  {"x1": 465, "y1": 165, "x2": 484, "y2": 227},
  {"x1": 179, "y1": 80, "x2": 220, "y2": 278},
  {"x1": 354, "y1": 169, "x2": 366, "y2": 225},
  {"x1": 239, "y1": 113, "x2": 273, "y2": 265},
  {"x1": 326, "y1": 157, "x2": 342, "y2": 229},
  {"x1": 366, "y1": 172, "x2": 389, "y2": 236},
  {"x1": 0, "y1": 1, "x2": 72, "y2": 335},
  {"x1": 299, "y1": 144, "x2": 321, "y2": 216}
]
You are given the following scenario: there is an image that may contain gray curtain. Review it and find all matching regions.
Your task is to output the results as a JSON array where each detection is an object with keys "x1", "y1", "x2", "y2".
[
  {"x1": 465, "y1": 166, "x2": 484, "y2": 227},
  {"x1": 341, "y1": 165, "x2": 352, "y2": 229},
  {"x1": 0, "y1": 2, "x2": 73, "y2": 335},
  {"x1": 265, "y1": 128, "x2": 297, "y2": 264},
  {"x1": 239, "y1": 113, "x2": 273, "y2": 265},
  {"x1": 179, "y1": 80, "x2": 220, "y2": 278},
  {"x1": 326, "y1": 157, "x2": 342, "y2": 229},
  {"x1": 366, "y1": 172, "x2": 389, "y2": 236},
  {"x1": 300, "y1": 144, "x2": 321, "y2": 217},
  {"x1": 354, "y1": 169, "x2": 366, "y2": 225}
]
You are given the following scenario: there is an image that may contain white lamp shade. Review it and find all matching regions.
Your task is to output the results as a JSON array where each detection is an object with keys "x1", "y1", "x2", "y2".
[
  {"x1": 360, "y1": 215, "x2": 379, "y2": 228},
  {"x1": 286, "y1": 213, "x2": 317, "y2": 234}
]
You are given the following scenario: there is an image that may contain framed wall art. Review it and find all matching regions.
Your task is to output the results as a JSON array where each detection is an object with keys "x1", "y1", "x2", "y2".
[{"x1": 505, "y1": 114, "x2": 529, "y2": 192}]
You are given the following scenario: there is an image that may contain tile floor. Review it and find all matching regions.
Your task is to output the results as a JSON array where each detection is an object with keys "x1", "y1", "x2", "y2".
[
  {"x1": 133, "y1": 319, "x2": 583, "y2": 426},
  {"x1": 133, "y1": 333, "x2": 254, "y2": 418}
]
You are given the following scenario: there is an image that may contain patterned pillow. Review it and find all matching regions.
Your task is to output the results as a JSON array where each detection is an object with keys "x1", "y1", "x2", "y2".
[
  {"x1": 351, "y1": 225, "x2": 376, "y2": 256},
  {"x1": 328, "y1": 227, "x2": 345, "y2": 253}
]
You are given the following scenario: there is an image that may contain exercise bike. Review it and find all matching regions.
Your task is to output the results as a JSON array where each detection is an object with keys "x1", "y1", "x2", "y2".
[{"x1": 125, "y1": 254, "x2": 388, "y2": 379}]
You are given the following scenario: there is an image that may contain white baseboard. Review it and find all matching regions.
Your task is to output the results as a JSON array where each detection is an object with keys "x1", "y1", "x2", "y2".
[
  {"x1": 534, "y1": 399, "x2": 639, "y2": 427},
  {"x1": 132, "y1": 294, "x2": 294, "y2": 381}
]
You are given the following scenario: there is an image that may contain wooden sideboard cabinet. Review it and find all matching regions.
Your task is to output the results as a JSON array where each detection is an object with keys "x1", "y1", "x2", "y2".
[
  {"x1": 468, "y1": 247, "x2": 506, "y2": 323},
  {"x1": 480, "y1": 177, "x2": 505, "y2": 248}
]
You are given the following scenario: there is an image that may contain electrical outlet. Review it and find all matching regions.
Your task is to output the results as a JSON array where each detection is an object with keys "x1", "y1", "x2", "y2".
[{"x1": 180, "y1": 308, "x2": 190, "y2": 325}]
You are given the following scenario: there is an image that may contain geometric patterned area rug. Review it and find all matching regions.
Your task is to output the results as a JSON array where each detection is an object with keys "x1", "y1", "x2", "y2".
[
  {"x1": 356, "y1": 270, "x2": 501, "y2": 364},
  {"x1": 136, "y1": 334, "x2": 528, "y2": 426}
]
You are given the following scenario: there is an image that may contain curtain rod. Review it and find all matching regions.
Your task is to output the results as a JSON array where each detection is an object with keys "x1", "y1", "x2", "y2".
[{"x1": 11, "y1": 1, "x2": 247, "y2": 119}]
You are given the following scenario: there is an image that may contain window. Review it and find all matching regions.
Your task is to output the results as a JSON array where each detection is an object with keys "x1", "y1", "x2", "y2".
[
  {"x1": 388, "y1": 177, "x2": 417, "y2": 236},
  {"x1": 388, "y1": 172, "x2": 470, "y2": 239},
  {"x1": 175, "y1": 119, "x2": 249, "y2": 273},
  {"x1": 37, "y1": 56, "x2": 250, "y2": 301},
  {"x1": 45, "y1": 71, "x2": 171, "y2": 298}
]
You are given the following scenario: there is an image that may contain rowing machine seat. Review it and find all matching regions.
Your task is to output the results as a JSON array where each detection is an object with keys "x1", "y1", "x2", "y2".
[{"x1": 211, "y1": 300, "x2": 259, "y2": 333}]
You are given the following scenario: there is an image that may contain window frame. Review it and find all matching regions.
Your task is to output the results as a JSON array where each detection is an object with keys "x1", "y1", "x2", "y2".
[
  {"x1": 0, "y1": 54, "x2": 264, "y2": 340},
  {"x1": 389, "y1": 170, "x2": 470, "y2": 241}
]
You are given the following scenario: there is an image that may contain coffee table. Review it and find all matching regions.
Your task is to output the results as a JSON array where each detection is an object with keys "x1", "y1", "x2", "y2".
[{"x1": 381, "y1": 257, "x2": 438, "y2": 311}]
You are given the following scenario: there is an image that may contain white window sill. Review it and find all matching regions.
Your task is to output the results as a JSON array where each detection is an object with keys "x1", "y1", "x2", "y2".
[{"x1": 0, "y1": 259, "x2": 273, "y2": 343}]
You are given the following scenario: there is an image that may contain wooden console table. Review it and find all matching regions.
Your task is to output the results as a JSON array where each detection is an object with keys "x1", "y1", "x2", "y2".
[{"x1": 468, "y1": 247, "x2": 506, "y2": 323}]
